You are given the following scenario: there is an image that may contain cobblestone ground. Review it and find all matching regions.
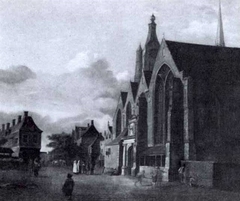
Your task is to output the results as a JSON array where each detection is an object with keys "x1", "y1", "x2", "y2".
[{"x1": 1, "y1": 167, "x2": 240, "y2": 201}]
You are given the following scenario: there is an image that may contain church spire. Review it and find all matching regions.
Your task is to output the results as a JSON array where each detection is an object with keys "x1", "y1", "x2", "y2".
[
  {"x1": 216, "y1": 0, "x2": 225, "y2": 47},
  {"x1": 134, "y1": 44, "x2": 143, "y2": 83},
  {"x1": 143, "y1": 14, "x2": 160, "y2": 71}
]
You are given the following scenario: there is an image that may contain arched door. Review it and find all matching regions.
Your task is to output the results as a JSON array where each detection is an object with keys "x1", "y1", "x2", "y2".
[{"x1": 128, "y1": 145, "x2": 133, "y2": 175}]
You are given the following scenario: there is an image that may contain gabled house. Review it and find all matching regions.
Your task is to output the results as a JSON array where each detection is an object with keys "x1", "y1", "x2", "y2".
[
  {"x1": 72, "y1": 120, "x2": 103, "y2": 174},
  {"x1": 0, "y1": 111, "x2": 42, "y2": 162}
]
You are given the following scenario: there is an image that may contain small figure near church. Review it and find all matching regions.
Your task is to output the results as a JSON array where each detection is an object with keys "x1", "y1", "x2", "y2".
[
  {"x1": 73, "y1": 160, "x2": 78, "y2": 174},
  {"x1": 62, "y1": 173, "x2": 75, "y2": 200},
  {"x1": 134, "y1": 170, "x2": 145, "y2": 186},
  {"x1": 178, "y1": 164, "x2": 185, "y2": 183}
]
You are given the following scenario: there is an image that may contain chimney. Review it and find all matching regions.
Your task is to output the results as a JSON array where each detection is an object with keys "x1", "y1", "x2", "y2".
[
  {"x1": 18, "y1": 115, "x2": 22, "y2": 123},
  {"x1": 7, "y1": 123, "x2": 10, "y2": 130},
  {"x1": 2, "y1": 124, "x2": 5, "y2": 131},
  {"x1": 24, "y1": 111, "x2": 28, "y2": 117},
  {"x1": 12, "y1": 119, "x2": 16, "y2": 126},
  {"x1": 91, "y1": 120, "x2": 94, "y2": 125},
  {"x1": 87, "y1": 123, "x2": 90, "y2": 127}
]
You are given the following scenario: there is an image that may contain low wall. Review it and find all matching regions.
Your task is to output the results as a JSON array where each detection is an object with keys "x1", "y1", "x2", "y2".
[
  {"x1": 183, "y1": 160, "x2": 214, "y2": 187},
  {"x1": 139, "y1": 166, "x2": 168, "y2": 181}
]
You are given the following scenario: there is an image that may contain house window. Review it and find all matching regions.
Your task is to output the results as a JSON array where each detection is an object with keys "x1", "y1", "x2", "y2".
[
  {"x1": 33, "y1": 134, "x2": 37, "y2": 143},
  {"x1": 140, "y1": 156, "x2": 145, "y2": 166},
  {"x1": 141, "y1": 155, "x2": 166, "y2": 167},
  {"x1": 156, "y1": 155, "x2": 161, "y2": 166},
  {"x1": 106, "y1": 148, "x2": 111, "y2": 156},
  {"x1": 22, "y1": 134, "x2": 28, "y2": 143},
  {"x1": 14, "y1": 138, "x2": 18, "y2": 145}
]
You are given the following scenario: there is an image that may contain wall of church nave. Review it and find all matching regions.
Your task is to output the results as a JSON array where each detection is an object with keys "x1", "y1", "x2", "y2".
[{"x1": 193, "y1": 83, "x2": 240, "y2": 164}]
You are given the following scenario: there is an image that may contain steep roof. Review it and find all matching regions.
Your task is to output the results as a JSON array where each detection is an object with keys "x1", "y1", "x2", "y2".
[
  {"x1": 120, "y1": 92, "x2": 128, "y2": 107},
  {"x1": 78, "y1": 124, "x2": 104, "y2": 147},
  {"x1": 108, "y1": 125, "x2": 112, "y2": 134},
  {"x1": 140, "y1": 146, "x2": 165, "y2": 156},
  {"x1": 143, "y1": 71, "x2": 152, "y2": 87},
  {"x1": 130, "y1": 82, "x2": 139, "y2": 100},
  {"x1": 0, "y1": 116, "x2": 42, "y2": 138},
  {"x1": 166, "y1": 40, "x2": 240, "y2": 83},
  {"x1": 106, "y1": 128, "x2": 128, "y2": 146}
]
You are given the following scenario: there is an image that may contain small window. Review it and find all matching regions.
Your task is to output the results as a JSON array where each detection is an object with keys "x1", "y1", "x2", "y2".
[
  {"x1": 150, "y1": 156, "x2": 155, "y2": 166},
  {"x1": 22, "y1": 134, "x2": 28, "y2": 143},
  {"x1": 145, "y1": 156, "x2": 151, "y2": 166},
  {"x1": 161, "y1": 155, "x2": 166, "y2": 167},
  {"x1": 14, "y1": 138, "x2": 18, "y2": 145},
  {"x1": 33, "y1": 134, "x2": 37, "y2": 143},
  {"x1": 140, "y1": 156, "x2": 145, "y2": 166},
  {"x1": 106, "y1": 148, "x2": 111, "y2": 156},
  {"x1": 156, "y1": 155, "x2": 161, "y2": 167}
]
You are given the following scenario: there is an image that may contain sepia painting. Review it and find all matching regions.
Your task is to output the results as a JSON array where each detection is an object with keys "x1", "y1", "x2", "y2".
[{"x1": 1, "y1": 0, "x2": 240, "y2": 200}]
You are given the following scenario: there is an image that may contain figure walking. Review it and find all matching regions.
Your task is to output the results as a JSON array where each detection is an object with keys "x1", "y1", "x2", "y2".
[
  {"x1": 178, "y1": 164, "x2": 185, "y2": 183},
  {"x1": 33, "y1": 158, "x2": 41, "y2": 177},
  {"x1": 134, "y1": 170, "x2": 145, "y2": 186},
  {"x1": 62, "y1": 173, "x2": 75, "y2": 200},
  {"x1": 151, "y1": 169, "x2": 158, "y2": 188}
]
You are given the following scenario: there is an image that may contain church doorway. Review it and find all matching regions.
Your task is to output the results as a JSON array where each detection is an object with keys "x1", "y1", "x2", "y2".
[{"x1": 128, "y1": 145, "x2": 133, "y2": 175}]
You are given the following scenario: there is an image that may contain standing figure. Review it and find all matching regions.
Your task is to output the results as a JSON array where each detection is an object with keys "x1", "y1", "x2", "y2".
[
  {"x1": 62, "y1": 173, "x2": 75, "y2": 200},
  {"x1": 33, "y1": 158, "x2": 41, "y2": 177},
  {"x1": 134, "y1": 170, "x2": 145, "y2": 186},
  {"x1": 178, "y1": 164, "x2": 185, "y2": 183},
  {"x1": 76, "y1": 160, "x2": 80, "y2": 174},
  {"x1": 151, "y1": 169, "x2": 158, "y2": 188},
  {"x1": 73, "y1": 160, "x2": 78, "y2": 174}
]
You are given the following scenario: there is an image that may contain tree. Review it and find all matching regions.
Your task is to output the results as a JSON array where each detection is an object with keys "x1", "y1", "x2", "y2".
[{"x1": 47, "y1": 133, "x2": 81, "y2": 165}]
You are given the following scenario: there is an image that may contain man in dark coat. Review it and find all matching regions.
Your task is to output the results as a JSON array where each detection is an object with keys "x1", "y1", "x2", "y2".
[{"x1": 62, "y1": 173, "x2": 75, "y2": 200}]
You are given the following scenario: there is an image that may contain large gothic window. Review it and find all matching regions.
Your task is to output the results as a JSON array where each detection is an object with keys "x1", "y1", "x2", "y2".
[
  {"x1": 126, "y1": 102, "x2": 132, "y2": 126},
  {"x1": 116, "y1": 109, "x2": 122, "y2": 137},
  {"x1": 138, "y1": 94, "x2": 148, "y2": 149},
  {"x1": 154, "y1": 65, "x2": 173, "y2": 145}
]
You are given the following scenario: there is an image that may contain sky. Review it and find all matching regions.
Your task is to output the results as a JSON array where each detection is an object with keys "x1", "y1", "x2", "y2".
[{"x1": 0, "y1": 0, "x2": 240, "y2": 151}]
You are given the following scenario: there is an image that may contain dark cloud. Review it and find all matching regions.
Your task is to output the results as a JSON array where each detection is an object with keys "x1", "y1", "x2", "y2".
[{"x1": 0, "y1": 65, "x2": 36, "y2": 84}]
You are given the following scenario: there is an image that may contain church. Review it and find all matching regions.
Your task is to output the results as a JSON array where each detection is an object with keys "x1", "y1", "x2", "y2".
[{"x1": 105, "y1": 3, "x2": 240, "y2": 188}]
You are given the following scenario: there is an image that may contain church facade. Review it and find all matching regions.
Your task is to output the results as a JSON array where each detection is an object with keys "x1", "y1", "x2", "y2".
[{"x1": 105, "y1": 6, "x2": 240, "y2": 186}]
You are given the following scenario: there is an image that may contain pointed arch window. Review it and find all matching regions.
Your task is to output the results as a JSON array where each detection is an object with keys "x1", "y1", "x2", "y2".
[
  {"x1": 154, "y1": 65, "x2": 174, "y2": 145},
  {"x1": 116, "y1": 109, "x2": 122, "y2": 137},
  {"x1": 126, "y1": 102, "x2": 132, "y2": 126}
]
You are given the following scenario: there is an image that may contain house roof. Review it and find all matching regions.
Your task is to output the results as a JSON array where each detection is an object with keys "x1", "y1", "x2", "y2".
[
  {"x1": 130, "y1": 82, "x2": 139, "y2": 100},
  {"x1": 106, "y1": 128, "x2": 128, "y2": 146},
  {"x1": 77, "y1": 124, "x2": 104, "y2": 147},
  {"x1": 165, "y1": 40, "x2": 240, "y2": 83},
  {"x1": 140, "y1": 146, "x2": 165, "y2": 156},
  {"x1": 0, "y1": 116, "x2": 42, "y2": 138}
]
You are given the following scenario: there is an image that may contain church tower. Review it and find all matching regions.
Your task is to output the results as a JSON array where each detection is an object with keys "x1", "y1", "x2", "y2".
[
  {"x1": 216, "y1": 0, "x2": 225, "y2": 47},
  {"x1": 134, "y1": 44, "x2": 143, "y2": 83},
  {"x1": 143, "y1": 14, "x2": 160, "y2": 71}
]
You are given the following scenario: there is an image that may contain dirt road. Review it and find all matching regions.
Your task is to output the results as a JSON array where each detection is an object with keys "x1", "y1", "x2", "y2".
[{"x1": 1, "y1": 167, "x2": 240, "y2": 201}]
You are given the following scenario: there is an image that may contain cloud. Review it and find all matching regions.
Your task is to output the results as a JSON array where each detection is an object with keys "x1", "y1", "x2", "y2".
[
  {"x1": 0, "y1": 59, "x2": 129, "y2": 151},
  {"x1": 116, "y1": 70, "x2": 131, "y2": 81},
  {"x1": 66, "y1": 51, "x2": 102, "y2": 72},
  {"x1": 0, "y1": 65, "x2": 36, "y2": 84}
]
